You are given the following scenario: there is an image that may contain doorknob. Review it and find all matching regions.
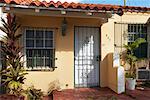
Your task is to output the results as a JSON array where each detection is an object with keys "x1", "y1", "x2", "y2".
[{"x1": 96, "y1": 55, "x2": 101, "y2": 61}]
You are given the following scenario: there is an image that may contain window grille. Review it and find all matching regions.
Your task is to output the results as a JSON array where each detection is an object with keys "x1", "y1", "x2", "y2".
[
  {"x1": 128, "y1": 24, "x2": 147, "y2": 58},
  {"x1": 114, "y1": 22, "x2": 148, "y2": 58},
  {"x1": 25, "y1": 28, "x2": 55, "y2": 70}
]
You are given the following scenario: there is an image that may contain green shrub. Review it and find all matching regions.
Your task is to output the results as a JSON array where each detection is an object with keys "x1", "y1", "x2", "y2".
[
  {"x1": 26, "y1": 86, "x2": 43, "y2": 100},
  {"x1": 0, "y1": 14, "x2": 27, "y2": 96},
  {"x1": 122, "y1": 38, "x2": 146, "y2": 79}
]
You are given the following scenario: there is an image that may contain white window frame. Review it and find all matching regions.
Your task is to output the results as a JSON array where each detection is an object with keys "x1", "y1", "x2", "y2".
[{"x1": 23, "y1": 27, "x2": 55, "y2": 71}]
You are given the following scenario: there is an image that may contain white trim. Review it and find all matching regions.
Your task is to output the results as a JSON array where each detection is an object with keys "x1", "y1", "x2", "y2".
[
  {"x1": 0, "y1": 3, "x2": 112, "y2": 13},
  {"x1": 23, "y1": 27, "x2": 27, "y2": 70},
  {"x1": 147, "y1": 25, "x2": 150, "y2": 58}
]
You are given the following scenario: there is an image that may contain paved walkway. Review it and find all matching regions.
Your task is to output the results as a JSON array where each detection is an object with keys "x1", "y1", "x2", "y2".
[{"x1": 53, "y1": 87, "x2": 150, "y2": 100}]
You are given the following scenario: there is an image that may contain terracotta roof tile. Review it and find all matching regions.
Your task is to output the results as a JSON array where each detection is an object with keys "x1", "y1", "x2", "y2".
[{"x1": 0, "y1": 0, "x2": 149, "y2": 12}]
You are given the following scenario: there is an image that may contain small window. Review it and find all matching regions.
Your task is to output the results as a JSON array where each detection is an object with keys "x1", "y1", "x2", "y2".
[
  {"x1": 128, "y1": 24, "x2": 147, "y2": 58},
  {"x1": 25, "y1": 28, "x2": 55, "y2": 70}
]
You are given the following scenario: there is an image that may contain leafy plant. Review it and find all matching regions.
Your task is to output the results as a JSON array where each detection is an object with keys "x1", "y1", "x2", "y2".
[
  {"x1": 26, "y1": 86, "x2": 44, "y2": 100},
  {"x1": 47, "y1": 80, "x2": 61, "y2": 95},
  {"x1": 0, "y1": 14, "x2": 27, "y2": 96},
  {"x1": 121, "y1": 38, "x2": 146, "y2": 79}
]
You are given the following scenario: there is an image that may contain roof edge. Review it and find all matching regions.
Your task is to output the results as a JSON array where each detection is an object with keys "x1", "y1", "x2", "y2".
[{"x1": 0, "y1": 0, "x2": 149, "y2": 13}]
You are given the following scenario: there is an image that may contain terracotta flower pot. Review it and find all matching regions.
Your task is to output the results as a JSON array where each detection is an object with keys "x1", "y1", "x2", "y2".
[
  {"x1": 43, "y1": 95, "x2": 53, "y2": 100},
  {"x1": 0, "y1": 94, "x2": 25, "y2": 100}
]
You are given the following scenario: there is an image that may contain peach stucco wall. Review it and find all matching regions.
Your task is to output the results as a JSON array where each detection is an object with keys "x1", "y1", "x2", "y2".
[
  {"x1": 17, "y1": 15, "x2": 102, "y2": 92},
  {"x1": 17, "y1": 12, "x2": 150, "y2": 93},
  {"x1": 100, "y1": 12, "x2": 150, "y2": 93}
]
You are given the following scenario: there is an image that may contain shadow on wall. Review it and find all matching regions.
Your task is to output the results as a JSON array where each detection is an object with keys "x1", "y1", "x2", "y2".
[
  {"x1": 55, "y1": 17, "x2": 106, "y2": 52},
  {"x1": 101, "y1": 52, "x2": 126, "y2": 94},
  {"x1": 17, "y1": 15, "x2": 73, "y2": 52},
  {"x1": 17, "y1": 14, "x2": 111, "y2": 52},
  {"x1": 100, "y1": 53, "x2": 110, "y2": 87},
  {"x1": 100, "y1": 53, "x2": 118, "y2": 93}
]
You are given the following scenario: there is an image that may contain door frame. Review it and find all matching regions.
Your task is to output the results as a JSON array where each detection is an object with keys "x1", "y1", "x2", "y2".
[{"x1": 74, "y1": 26, "x2": 101, "y2": 88}]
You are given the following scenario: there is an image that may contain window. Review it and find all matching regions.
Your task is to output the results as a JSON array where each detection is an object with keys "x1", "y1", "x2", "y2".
[
  {"x1": 25, "y1": 28, "x2": 55, "y2": 70},
  {"x1": 128, "y1": 24, "x2": 147, "y2": 58}
]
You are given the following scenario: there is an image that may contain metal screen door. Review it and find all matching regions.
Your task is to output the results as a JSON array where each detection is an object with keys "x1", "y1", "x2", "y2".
[{"x1": 75, "y1": 27, "x2": 100, "y2": 87}]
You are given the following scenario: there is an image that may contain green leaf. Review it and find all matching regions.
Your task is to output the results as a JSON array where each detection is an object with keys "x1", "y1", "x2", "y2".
[{"x1": 0, "y1": 15, "x2": 27, "y2": 96}]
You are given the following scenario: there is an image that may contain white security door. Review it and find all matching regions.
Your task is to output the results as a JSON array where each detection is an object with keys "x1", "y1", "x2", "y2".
[{"x1": 75, "y1": 27, "x2": 100, "y2": 87}]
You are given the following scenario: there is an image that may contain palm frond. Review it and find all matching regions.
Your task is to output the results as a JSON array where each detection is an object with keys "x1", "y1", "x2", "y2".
[{"x1": 0, "y1": 14, "x2": 27, "y2": 96}]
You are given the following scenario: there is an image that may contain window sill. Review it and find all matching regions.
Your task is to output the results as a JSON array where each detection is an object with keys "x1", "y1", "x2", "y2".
[{"x1": 25, "y1": 67, "x2": 57, "y2": 72}]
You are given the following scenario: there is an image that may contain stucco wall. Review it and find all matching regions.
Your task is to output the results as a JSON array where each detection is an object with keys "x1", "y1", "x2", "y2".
[
  {"x1": 100, "y1": 12, "x2": 150, "y2": 93},
  {"x1": 107, "y1": 54, "x2": 118, "y2": 93},
  {"x1": 16, "y1": 15, "x2": 102, "y2": 92},
  {"x1": 20, "y1": 12, "x2": 149, "y2": 93}
]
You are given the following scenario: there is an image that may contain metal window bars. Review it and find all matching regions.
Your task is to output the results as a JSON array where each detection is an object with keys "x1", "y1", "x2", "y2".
[
  {"x1": 25, "y1": 28, "x2": 55, "y2": 70},
  {"x1": 114, "y1": 22, "x2": 148, "y2": 58}
]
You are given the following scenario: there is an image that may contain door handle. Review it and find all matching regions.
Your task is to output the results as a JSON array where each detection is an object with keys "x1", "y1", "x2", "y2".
[
  {"x1": 87, "y1": 75, "x2": 89, "y2": 78},
  {"x1": 96, "y1": 55, "x2": 101, "y2": 61}
]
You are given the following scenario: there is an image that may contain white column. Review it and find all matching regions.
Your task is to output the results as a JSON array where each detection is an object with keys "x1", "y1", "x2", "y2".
[
  {"x1": 113, "y1": 51, "x2": 120, "y2": 67},
  {"x1": 117, "y1": 66, "x2": 125, "y2": 94},
  {"x1": 147, "y1": 23, "x2": 150, "y2": 58},
  {"x1": 113, "y1": 52, "x2": 125, "y2": 94}
]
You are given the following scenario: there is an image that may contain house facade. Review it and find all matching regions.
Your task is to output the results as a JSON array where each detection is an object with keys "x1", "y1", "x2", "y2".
[{"x1": 0, "y1": 0, "x2": 149, "y2": 94}]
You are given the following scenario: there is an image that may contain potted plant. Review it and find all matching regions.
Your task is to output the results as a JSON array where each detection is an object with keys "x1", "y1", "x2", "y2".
[
  {"x1": 47, "y1": 80, "x2": 62, "y2": 100},
  {"x1": 25, "y1": 86, "x2": 44, "y2": 100},
  {"x1": 0, "y1": 14, "x2": 27, "y2": 99},
  {"x1": 121, "y1": 38, "x2": 146, "y2": 90}
]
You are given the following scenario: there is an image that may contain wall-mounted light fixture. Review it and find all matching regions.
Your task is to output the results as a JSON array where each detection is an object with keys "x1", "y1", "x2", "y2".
[{"x1": 61, "y1": 18, "x2": 67, "y2": 36}]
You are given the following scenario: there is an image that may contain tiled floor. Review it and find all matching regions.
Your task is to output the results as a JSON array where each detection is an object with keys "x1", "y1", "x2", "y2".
[{"x1": 53, "y1": 87, "x2": 150, "y2": 100}]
